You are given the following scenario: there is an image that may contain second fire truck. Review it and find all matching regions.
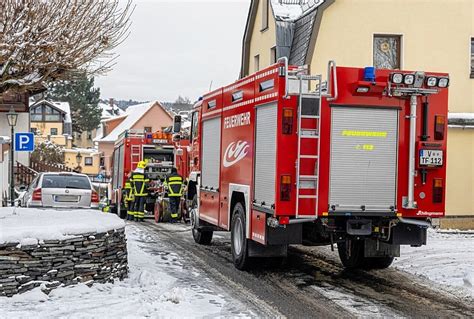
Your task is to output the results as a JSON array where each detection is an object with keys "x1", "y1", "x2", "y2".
[
  {"x1": 187, "y1": 59, "x2": 449, "y2": 270},
  {"x1": 110, "y1": 125, "x2": 189, "y2": 218}
]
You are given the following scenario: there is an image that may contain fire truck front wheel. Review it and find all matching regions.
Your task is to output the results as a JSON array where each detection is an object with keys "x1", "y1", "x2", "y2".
[{"x1": 231, "y1": 203, "x2": 252, "y2": 270}]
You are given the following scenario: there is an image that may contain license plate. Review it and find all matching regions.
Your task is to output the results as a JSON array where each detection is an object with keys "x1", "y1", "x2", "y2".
[
  {"x1": 55, "y1": 195, "x2": 79, "y2": 202},
  {"x1": 419, "y1": 149, "x2": 443, "y2": 166}
]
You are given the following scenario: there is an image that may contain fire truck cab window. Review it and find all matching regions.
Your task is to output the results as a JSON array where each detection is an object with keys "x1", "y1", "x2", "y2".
[
  {"x1": 207, "y1": 100, "x2": 216, "y2": 110},
  {"x1": 232, "y1": 90, "x2": 243, "y2": 102},
  {"x1": 191, "y1": 111, "x2": 199, "y2": 140},
  {"x1": 259, "y1": 79, "x2": 274, "y2": 92}
]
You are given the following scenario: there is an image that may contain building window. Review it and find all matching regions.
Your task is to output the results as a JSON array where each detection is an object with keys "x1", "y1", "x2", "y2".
[
  {"x1": 270, "y1": 46, "x2": 277, "y2": 64},
  {"x1": 144, "y1": 127, "x2": 152, "y2": 133},
  {"x1": 30, "y1": 104, "x2": 62, "y2": 122},
  {"x1": 87, "y1": 131, "x2": 93, "y2": 140},
  {"x1": 470, "y1": 37, "x2": 474, "y2": 78},
  {"x1": 31, "y1": 106, "x2": 42, "y2": 121},
  {"x1": 373, "y1": 35, "x2": 401, "y2": 69},
  {"x1": 254, "y1": 54, "x2": 260, "y2": 72},
  {"x1": 50, "y1": 128, "x2": 58, "y2": 135},
  {"x1": 261, "y1": 0, "x2": 269, "y2": 31},
  {"x1": 44, "y1": 105, "x2": 61, "y2": 121},
  {"x1": 85, "y1": 157, "x2": 93, "y2": 166}
]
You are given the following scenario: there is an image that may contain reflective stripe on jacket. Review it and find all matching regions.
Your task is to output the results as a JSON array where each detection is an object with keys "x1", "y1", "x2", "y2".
[
  {"x1": 123, "y1": 181, "x2": 135, "y2": 201},
  {"x1": 131, "y1": 172, "x2": 149, "y2": 197},
  {"x1": 165, "y1": 174, "x2": 183, "y2": 197}
]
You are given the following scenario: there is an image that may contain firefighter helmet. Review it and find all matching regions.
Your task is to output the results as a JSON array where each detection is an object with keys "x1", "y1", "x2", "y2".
[{"x1": 137, "y1": 161, "x2": 147, "y2": 169}]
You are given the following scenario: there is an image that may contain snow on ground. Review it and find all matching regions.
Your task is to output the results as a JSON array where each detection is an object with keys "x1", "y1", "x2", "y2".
[
  {"x1": 0, "y1": 207, "x2": 125, "y2": 245},
  {"x1": 0, "y1": 223, "x2": 254, "y2": 318},
  {"x1": 393, "y1": 229, "x2": 474, "y2": 298}
]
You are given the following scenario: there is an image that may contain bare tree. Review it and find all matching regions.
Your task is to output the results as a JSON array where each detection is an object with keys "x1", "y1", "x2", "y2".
[{"x1": 0, "y1": 0, "x2": 133, "y2": 94}]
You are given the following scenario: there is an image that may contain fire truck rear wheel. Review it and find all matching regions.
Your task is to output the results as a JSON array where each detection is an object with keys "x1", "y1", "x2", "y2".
[
  {"x1": 337, "y1": 240, "x2": 365, "y2": 269},
  {"x1": 231, "y1": 203, "x2": 252, "y2": 270}
]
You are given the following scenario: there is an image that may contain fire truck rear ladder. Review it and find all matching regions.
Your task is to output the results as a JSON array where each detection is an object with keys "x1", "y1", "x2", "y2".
[
  {"x1": 296, "y1": 74, "x2": 322, "y2": 218},
  {"x1": 131, "y1": 145, "x2": 141, "y2": 169}
]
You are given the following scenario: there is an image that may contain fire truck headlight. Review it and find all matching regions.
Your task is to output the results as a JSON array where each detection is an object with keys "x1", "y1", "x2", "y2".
[
  {"x1": 426, "y1": 77, "x2": 438, "y2": 87},
  {"x1": 403, "y1": 74, "x2": 415, "y2": 85},
  {"x1": 438, "y1": 77, "x2": 449, "y2": 88},
  {"x1": 391, "y1": 73, "x2": 403, "y2": 84}
]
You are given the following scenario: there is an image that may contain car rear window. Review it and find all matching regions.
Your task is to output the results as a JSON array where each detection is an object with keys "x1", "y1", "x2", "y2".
[{"x1": 41, "y1": 175, "x2": 91, "y2": 190}]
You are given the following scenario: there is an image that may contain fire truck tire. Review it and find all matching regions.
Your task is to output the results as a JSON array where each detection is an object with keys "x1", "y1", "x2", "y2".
[
  {"x1": 337, "y1": 240, "x2": 365, "y2": 269},
  {"x1": 192, "y1": 228, "x2": 213, "y2": 245},
  {"x1": 231, "y1": 203, "x2": 252, "y2": 270}
]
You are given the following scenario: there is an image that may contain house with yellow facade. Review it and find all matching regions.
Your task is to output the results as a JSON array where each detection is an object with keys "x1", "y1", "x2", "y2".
[
  {"x1": 30, "y1": 99, "x2": 102, "y2": 177},
  {"x1": 241, "y1": 0, "x2": 474, "y2": 227},
  {"x1": 30, "y1": 100, "x2": 73, "y2": 148}
]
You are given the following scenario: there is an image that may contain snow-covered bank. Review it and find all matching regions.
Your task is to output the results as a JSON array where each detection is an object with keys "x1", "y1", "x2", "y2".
[
  {"x1": 394, "y1": 229, "x2": 474, "y2": 298},
  {"x1": 0, "y1": 224, "x2": 253, "y2": 318},
  {"x1": 0, "y1": 208, "x2": 125, "y2": 245}
]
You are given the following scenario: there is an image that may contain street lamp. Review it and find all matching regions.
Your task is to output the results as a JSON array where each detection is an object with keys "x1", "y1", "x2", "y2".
[{"x1": 6, "y1": 107, "x2": 18, "y2": 207}]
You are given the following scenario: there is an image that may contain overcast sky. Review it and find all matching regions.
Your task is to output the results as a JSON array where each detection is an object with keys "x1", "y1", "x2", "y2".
[{"x1": 95, "y1": 0, "x2": 250, "y2": 103}]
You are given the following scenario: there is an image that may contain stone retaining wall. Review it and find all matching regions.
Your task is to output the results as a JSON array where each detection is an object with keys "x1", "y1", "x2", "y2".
[{"x1": 0, "y1": 228, "x2": 128, "y2": 297}]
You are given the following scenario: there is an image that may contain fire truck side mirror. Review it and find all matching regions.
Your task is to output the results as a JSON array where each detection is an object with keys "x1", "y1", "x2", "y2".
[
  {"x1": 175, "y1": 148, "x2": 184, "y2": 156},
  {"x1": 173, "y1": 115, "x2": 182, "y2": 133}
]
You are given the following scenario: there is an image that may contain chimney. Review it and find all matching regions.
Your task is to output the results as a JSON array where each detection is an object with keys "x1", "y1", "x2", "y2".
[{"x1": 109, "y1": 98, "x2": 115, "y2": 114}]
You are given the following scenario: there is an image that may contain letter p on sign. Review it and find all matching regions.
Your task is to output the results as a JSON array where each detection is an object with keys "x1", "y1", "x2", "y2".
[{"x1": 15, "y1": 133, "x2": 35, "y2": 152}]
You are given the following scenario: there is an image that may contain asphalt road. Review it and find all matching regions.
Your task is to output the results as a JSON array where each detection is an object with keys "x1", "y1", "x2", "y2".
[{"x1": 137, "y1": 220, "x2": 474, "y2": 318}]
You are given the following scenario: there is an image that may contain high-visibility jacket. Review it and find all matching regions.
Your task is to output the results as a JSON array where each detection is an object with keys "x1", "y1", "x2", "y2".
[
  {"x1": 123, "y1": 181, "x2": 135, "y2": 202},
  {"x1": 131, "y1": 171, "x2": 149, "y2": 197},
  {"x1": 165, "y1": 173, "x2": 183, "y2": 197}
]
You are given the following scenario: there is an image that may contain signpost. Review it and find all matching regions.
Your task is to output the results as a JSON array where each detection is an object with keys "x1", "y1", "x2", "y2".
[{"x1": 14, "y1": 132, "x2": 35, "y2": 152}]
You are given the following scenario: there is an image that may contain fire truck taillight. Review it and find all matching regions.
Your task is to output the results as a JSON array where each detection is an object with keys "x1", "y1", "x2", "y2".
[
  {"x1": 280, "y1": 175, "x2": 291, "y2": 201},
  {"x1": 434, "y1": 115, "x2": 446, "y2": 140},
  {"x1": 433, "y1": 178, "x2": 443, "y2": 203},
  {"x1": 282, "y1": 108, "x2": 293, "y2": 134}
]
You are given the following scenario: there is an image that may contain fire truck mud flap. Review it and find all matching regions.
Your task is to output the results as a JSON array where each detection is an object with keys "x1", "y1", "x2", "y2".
[{"x1": 248, "y1": 241, "x2": 287, "y2": 258}]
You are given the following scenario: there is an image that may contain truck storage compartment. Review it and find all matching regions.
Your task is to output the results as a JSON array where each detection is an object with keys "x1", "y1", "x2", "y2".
[
  {"x1": 201, "y1": 117, "x2": 221, "y2": 190},
  {"x1": 329, "y1": 106, "x2": 399, "y2": 212},
  {"x1": 254, "y1": 102, "x2": 277, "y2": 207}
]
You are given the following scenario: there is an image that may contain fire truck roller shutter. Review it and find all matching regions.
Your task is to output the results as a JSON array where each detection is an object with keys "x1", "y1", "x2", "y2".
[
  {"x1": 329, "y1": 106, "x2": 399, "y2": 212},
  {"x1": 118, "y1": 144, "x2": 125, "y2": 188},
  {"x1": 254, "y1": 102, "x2": 278, "y2": 207},
  {"x1": 201, "y1": 117, "x2": 221, "y2": 190}
]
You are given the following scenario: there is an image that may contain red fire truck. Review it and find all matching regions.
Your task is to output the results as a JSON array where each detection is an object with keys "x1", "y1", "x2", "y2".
[
  {"x1": 110, "y1": 128, "x2": 189, "y2": 218},
  {"x1": 187, "y1": 59, "x2": 449, "y2": 270}
]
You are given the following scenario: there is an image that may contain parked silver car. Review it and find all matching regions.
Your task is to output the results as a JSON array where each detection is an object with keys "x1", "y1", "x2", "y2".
[{"x1": 22, "y1": 172, "x2": 99, "y2": 209}]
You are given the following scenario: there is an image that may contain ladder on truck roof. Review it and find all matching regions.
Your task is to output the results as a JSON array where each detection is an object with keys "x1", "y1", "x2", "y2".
[{"x1": 296, "y1": 74, "x2": 322, "y2": 218}]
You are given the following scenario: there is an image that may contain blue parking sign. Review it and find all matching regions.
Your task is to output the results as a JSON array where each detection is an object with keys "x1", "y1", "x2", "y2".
[{"x1": 15, "y1": 133, "x2": 35, "y2": 152}]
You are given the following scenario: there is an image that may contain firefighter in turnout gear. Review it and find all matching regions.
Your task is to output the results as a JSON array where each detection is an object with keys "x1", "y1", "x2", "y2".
[
  {"x1": 131, "y1": 161, "x2": 149, "y2": 221},
  {"x1": 164, "y1": 167, "x2": 184, "y2": 222},
  {"x1": 123, "y1": 178, "x2": 135, "y2": 220}
]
